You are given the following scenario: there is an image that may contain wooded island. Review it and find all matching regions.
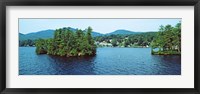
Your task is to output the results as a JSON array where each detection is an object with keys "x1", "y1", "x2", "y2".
[{"x1": 35, "y1": 27, "x2": 97, "y2": 57}]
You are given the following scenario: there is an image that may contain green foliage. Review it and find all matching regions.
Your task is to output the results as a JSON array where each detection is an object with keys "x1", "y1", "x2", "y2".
[
  {"x1": 111, "y1": 39, "x2": 118, "y2": 47},
  {"x1": 35, "y1": 27, "x2": 96, "y2": 57},
  {"x1": 35, "y1": 39, "x2": 47, "y2": 54},
  {"x1": 151, "y1": 22, "x2": 181, "y2": 55},
  {"x1": 94, "y1": 32, "x2": 157, "y2": 47}
]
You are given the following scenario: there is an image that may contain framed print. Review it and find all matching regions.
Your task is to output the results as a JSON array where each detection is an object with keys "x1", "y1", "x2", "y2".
[{"x1": 0, "y1": 0, "x2": 200, "y2": 94}]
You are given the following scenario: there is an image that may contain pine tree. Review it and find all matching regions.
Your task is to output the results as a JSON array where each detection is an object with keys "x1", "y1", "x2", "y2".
[{"x1": 35, "y1": 27, "x2": 96, "y2": 56}]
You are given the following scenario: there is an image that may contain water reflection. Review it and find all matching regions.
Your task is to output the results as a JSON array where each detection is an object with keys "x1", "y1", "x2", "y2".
[{"x1": 46, "y1": 55, "x2": 97, "y2": 75}]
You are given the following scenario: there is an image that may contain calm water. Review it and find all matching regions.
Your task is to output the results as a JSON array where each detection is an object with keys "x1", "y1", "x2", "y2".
[{"x1": 19, "y1": 47, "x2": 181, "y2": 75}]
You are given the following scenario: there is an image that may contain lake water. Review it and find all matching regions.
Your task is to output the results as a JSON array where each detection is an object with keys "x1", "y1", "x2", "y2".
[{"x1": 19, "y1": 47, "x2": 181, "y2": 75}]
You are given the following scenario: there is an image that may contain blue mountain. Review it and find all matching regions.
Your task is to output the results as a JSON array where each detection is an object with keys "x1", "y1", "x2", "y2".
[
  {"x1": 106, "y1": 29, "x2": 142, "y2": 35},
  {"x1": 19, "y1": 27, "x2": 103, "y2": 41},
  {"x1": 19, "y1": 29, "x2": 55, "y2": 41},
  {"x1": 19, "y1": 27, "x2": 150, "y2": 41}
]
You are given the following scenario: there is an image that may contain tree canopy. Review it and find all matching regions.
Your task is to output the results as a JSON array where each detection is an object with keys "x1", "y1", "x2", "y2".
[
  {"x1": 151, "y1": 22, "x2": 181, "y2": 55},
  {"x1": 94, "y1": 32, "x2": 156, "y2": 47},
  {"x1": 35, "y1": 27, "x2": 96, "y2": 57}
]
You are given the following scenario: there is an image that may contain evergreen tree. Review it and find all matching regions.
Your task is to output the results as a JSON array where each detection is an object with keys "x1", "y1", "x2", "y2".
[
  {"x1": 151, "y1": 22, "x2": 181, "y2": 55},
  {"x1": 35, "y1": 27, "x2": 96, "y2": 57}
]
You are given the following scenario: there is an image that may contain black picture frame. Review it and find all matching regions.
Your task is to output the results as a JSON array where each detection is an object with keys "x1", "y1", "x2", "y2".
[{"x1": 0, "y1": 0, "x2": 200, "y2": 94}]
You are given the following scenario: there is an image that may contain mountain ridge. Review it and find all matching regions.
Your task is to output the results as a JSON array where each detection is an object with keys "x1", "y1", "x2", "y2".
[
  {"x1": 106, "y1": 29, "x2": 142, "y2": 35},
  {"x1": 19, "y1": 27, "x2": 156, "y2": 41}
]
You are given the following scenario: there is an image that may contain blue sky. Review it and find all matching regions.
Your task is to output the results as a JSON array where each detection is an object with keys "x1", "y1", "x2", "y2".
[{"x1": 19, "y1": 18, "x2": 181, "y2": 34}]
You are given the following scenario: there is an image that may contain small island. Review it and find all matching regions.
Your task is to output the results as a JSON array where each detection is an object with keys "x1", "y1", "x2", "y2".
[{"x1": 35, "y1": 27, "x2": 97, "y2": 57}]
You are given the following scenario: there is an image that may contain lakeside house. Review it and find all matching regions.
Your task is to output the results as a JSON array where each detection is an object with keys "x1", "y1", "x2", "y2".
[{"x1": 95, "y1": 41, "x2": 113, "y2": 47}]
